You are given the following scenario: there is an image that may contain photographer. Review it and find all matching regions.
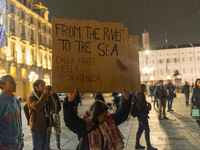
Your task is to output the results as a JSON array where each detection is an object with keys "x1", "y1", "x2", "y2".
[{"x1": 28, "y1": 79, "x2": 56, "y2": 150}]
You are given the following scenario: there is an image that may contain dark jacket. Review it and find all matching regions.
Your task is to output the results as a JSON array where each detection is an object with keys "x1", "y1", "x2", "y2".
[
  {"x1": 138, "y1": 93, "x2": 149, "y2": 116},
  {"x1": 63, "y1": 96, "x2": 131, "y2": 150},
  {"x1": 165, "y1": 83, "x2": 176, "y2": 97},
  {"x1": 95, "y1": 93, "x2": 105, "y2": 102},
  {"x1": 149, "y1": 86, "x2": 154, "y2": 96},
  {"x1": 154, "y1": 85, "x2": 167, "y2": 100},
  {"x1": 52, "y1": 93, "x2": 61, "y2": 114},
  {"x1": 182, "y1": 85, "x2": 190, "y2": 94},
  {"x1": 191, "y1": 88, "x2": 200, "y2": 109}
]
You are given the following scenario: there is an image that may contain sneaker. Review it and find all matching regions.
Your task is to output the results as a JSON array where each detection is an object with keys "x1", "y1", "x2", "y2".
[
  {"x1": 167, "y1": 110, "x2": 170, "y2": 112},
  {"x1": 135, "y1": 144, "x2": 145, "y2": 149},
  {"x1": 147, "y1": 145, "x2": 157, "y2": 150},
  {"x1": 170, "y1": 109, "x2": 174, "y2": 112},
  {"x1": 163, "y1": 116, "x2": 169, "y2": 120},
  {"x1": 158, "y1": 117, "x2": 163, "y2": 120},
  {"x1": 57, "y1": 146, "x2": 62, "y2": 150}
]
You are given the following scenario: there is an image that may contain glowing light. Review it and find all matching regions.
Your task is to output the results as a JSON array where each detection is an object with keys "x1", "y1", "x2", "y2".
[
  {"x1": 142, "y1": 67, "x2": 154, "y2": 74},
  {"x1": 167, "y1": 75, "x2": 171, "y2": 79},
  {"x1": 150, "y1": 76, "x2": 154, "y2": 80}
]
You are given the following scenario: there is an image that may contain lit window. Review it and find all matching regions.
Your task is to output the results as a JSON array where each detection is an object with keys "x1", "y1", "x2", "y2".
[
  {"x1": 182, "y1": 57, "x2": 184, "y2": 62},
  {"x1": 190, "y1": 57, "x2": 192, "y2": 61}
]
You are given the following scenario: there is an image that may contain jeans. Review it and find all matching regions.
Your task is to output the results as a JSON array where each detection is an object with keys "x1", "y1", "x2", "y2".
[
  {"x1": 168, "y1": 96, "x2": 173, "y2": 111},
  {"x1": 158, "y1": 98, "x2": 167, "y2": 118},
  {"x1": 136, "y1": 115, "x2": 150, "y2": 146},
  {"x1": 153, "y1": 96, "x2": 159, "y2": 108},
  {"x1": 32, "y1": 130, "x2": 47, "y2": 150},
  {"x1": 46, "y1": 127, "x2": 52, "y2": 150},
  {"x1": 55, "y1": 133, "x2": 61, "y2": 147},
  {"x1": 184, "y1": 93, "x2": 189, "y2": 105}
]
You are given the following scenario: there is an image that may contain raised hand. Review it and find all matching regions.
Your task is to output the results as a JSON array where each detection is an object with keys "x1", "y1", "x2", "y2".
[
  {"x1": 121, "y1": 88, "x2": 129, "y2": 100},
  {"x1": 68, "y1": 88, "x2": 78, "y2": 102}
]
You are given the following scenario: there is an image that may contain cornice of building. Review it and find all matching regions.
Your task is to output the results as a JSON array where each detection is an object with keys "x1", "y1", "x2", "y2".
[{"x1": 9, "y1": 0, "x2": 51, "y2": 27}]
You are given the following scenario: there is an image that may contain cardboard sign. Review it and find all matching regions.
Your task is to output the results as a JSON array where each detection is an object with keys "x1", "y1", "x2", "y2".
[{"x1": 52, "y1": 17, "x2": 140, "y2": 93}]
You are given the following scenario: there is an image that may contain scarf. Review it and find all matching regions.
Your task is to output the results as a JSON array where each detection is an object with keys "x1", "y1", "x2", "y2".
[
  {"x1": 83, "y1": 112, "x2": 124, "y2": 150},
  {"x1": 32, "y1": 88, "x2": 49, "y2": 117}
]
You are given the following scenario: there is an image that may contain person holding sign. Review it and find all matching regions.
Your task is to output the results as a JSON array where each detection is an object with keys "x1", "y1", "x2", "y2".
[
  {"x1": 63, "y1": 88, "x2": 131, "y2": 150},
  {"x1": 191, "y1": 78, "x2": 200, "y2": 136}
]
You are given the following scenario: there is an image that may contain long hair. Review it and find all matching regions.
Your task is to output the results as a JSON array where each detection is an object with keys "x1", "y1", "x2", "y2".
[
  {"x1": 88, "y1": 100, "x2": 110, "y2": 120},
  {"x1": 195, "y1": 78, "x2": 200, "y2": 89}
]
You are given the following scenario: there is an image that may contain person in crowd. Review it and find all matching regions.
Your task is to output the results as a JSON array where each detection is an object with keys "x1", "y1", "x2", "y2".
[
  {"x1": 149, "y1": 84, "x2": 154, "y2": 101},
  {"x1": 63, "y1": 88, "x2": 131, "y2": 150},
  {"x1": 191, "y1": 78, "x2": 200, "y2": 136},
  {"x1": 154, "y1": 80, "x2": 169, "y2": 120},
  {"x1": 95, "y1": 92, "x2": 105, "y2": 102},
  {"x1": 165, "y1": 80, "x2": 176, "y2": 112},
  {"x1": 135, "y1": 84, "x2": 157, "y2": 150},
  {"x1": 28, "y1": 79, "x2": 56, "y2": 150},
  {"x1": 45, "y1": 86, "x2": 62, "y2": 150},
  {"x1": 182, "y1": 81, "x2": 190, "y2": 106},
  {"x1": 153, "y1": 83, "x2": 159, "y2": 109},
  {"x1": 0, "y1": 75, "x2": 24, "y2": 150}
]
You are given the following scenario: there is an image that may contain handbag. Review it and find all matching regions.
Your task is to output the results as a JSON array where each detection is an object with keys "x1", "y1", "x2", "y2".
[
  {"x1": 52, "y1": 113, "x2": 61, "y2": 134},
  {"x1": 191, "y1": 108, "x2": 200, "y2": 120},
  {"x1": 172, "y1": 92, "x2": 177, "y2": 98},
  {"x1": 146, "y1": 102, "x2": 152, "y2": 111}
]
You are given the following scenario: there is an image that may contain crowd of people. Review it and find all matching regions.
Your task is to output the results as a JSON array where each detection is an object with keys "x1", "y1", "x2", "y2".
[{"x1": 0, "y1": 74, "x2": 200, "y2": 150}]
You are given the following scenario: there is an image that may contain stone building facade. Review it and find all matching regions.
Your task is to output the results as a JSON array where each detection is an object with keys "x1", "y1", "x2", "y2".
[
  {"x1": 139, "y1": 46, "x2": 200, "y2": 86},
  {"x1": 0, "y1": 0, "x2": 52, "y2": 101}
]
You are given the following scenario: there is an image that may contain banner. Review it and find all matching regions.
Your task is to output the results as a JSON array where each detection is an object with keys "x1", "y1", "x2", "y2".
[
  {"x1": 142, "y1": 32, "x2": 149, "y2": 49},
  {"x1": 52, "y1": 17, "x2": 140, "y2": 93}
]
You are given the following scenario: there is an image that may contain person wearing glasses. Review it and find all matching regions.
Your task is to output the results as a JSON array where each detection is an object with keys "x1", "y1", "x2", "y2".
[{"x1": 63, "y1": 88, "x2": 131, "y2": 150}]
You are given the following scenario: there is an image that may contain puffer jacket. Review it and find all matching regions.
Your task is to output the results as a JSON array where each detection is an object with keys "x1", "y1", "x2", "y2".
[
  {"x1": 28, "y1": 93, "x2": 56, "y2": 131},
  {"x1": 191, "y1": 88, "x2": 200, "y2": 109}
]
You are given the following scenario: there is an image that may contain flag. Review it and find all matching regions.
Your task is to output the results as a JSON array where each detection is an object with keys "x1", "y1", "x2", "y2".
[{"x1": 0, "y1": 25, "x2": 7, "y2": 48}]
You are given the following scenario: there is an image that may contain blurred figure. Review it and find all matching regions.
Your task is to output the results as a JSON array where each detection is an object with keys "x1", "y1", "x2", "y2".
[
  {"x1": 149, "y1": 84, "x2": 154, "y2": 101},
  {"x1": 95, "y1": 92, "x2": 105, "y2": 102},
  {"x1": 191, "y1": 78, "x2": 200, "y2": 136},
  {"x1": 154, "y1": 80, "x2": 169, "y2": 120},
  {"x1": 153, "y1": 83, "x2": 159, "y2": 109},
  {"x1": 135, "y1": 84, "x2": 157, "y2": 150},
  {"x1": 165, "y1": 80, "x2": 176, "y2": 112},
  {"x1": 46, "y1": 86, "x2": 62, "y2": 150},
  {"x1": 182, "y1": 81, "x2": 190, "y2": 106}
]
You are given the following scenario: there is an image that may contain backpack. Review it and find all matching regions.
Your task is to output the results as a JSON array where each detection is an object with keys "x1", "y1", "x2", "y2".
[
  {"x1": 23, "y1": 103, "x2": 30, "y2": 125},
  {"x1": 23, "y1": 103, "x2": 34, "y2": 126},
  {"x1": 130, "y1": 94, "x2": 140, "y2": 117}
]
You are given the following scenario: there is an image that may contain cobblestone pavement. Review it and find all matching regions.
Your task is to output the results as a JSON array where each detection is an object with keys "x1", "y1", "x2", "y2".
[{"x1": 21, "y1": 93, "x2": 200, "y2": 150}]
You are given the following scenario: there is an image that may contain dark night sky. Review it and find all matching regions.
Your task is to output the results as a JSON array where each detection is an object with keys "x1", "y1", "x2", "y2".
[{"x1": 38, "y1": 0, "x2": 200, "y2": 50}]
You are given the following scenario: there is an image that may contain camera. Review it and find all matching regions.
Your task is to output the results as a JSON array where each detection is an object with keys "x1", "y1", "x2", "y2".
[{"x1": 46, "y1": 86, "x2": 52, "y2": 91}]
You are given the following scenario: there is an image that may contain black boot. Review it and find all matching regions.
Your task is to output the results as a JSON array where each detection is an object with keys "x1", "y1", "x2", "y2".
[
  {"x1": 135, "y1": 144, "x2": 145, "y2": 149},
  {"x1": 147, "y1": 145, "x2": 157, "y2": 150}
]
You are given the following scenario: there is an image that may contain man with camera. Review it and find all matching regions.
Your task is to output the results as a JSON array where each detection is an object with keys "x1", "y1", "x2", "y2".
[{"x1": 28, "y1": 79, "x2": 56, "y2": 150}]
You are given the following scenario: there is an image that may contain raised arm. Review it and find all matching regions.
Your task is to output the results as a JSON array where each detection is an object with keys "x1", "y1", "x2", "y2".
[
  {"x1": 111, "y1": 88, "x2": 131, "y2": 126},
  {"x1": 63, "y1": 89, "x2": 87, "y2": 136}
]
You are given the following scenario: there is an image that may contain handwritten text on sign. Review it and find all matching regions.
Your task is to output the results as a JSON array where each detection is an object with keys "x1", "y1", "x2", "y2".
[{"x1": 52, "y1": 18, "x2": 139, "y2": 93}]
